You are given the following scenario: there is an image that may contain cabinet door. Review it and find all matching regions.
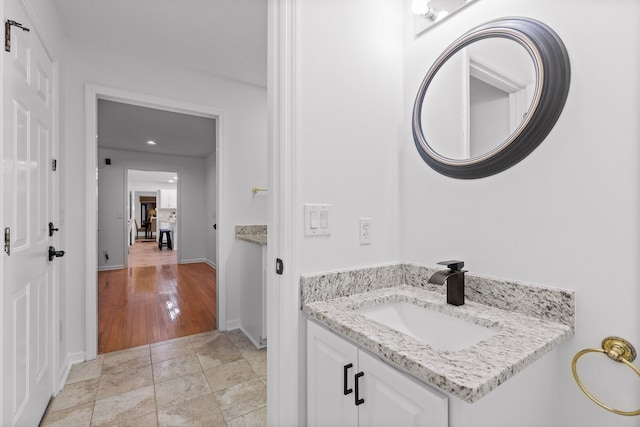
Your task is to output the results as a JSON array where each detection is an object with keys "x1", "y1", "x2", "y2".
[
  {"x1": 358, "y1": 350, "x2": 448, "y2": 427},
  {"x1": 157, "y1": 189, "x2": 177, "y2": 209},
  {"x1": 307, "y1": 321, "x2": 359, "y2": 427},
  {"x1": 158, "y1": 189, "x2": 167, "y2": 209}
]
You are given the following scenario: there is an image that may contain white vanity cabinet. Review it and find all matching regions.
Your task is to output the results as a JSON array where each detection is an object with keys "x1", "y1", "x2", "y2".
[
  {"x1": 307, "y1": 320, "x2": 448, "y2": 427},
  {"x1": 157, "y1": 189, "x2": 177, "y2": 209}
]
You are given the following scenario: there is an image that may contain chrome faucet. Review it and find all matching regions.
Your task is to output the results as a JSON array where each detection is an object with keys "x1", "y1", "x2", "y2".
[{"x1": 428, "y1": 260, "x2": 467, "y2": 306}]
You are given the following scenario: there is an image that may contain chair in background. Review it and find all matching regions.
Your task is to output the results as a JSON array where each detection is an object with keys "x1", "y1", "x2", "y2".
[{"x1": 134, "y1": 218, "x2": 146, "y2": 241}]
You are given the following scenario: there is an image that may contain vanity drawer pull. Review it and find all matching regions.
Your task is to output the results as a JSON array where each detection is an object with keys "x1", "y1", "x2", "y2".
[
  {"x1": 343, "y1": 363, "x2": 353, "y2": 395},
  {"x1": 355, "y1": 371, "x2": 365, "y2": 406}
]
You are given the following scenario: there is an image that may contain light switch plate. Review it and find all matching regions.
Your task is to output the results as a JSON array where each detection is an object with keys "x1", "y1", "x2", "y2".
[{"x1": 304, "y1": 204, "x2": 331, "y2": 236}]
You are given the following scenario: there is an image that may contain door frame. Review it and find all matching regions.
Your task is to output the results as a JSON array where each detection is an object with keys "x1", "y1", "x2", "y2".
[
  {"x1": 84, "y1": 84, "x2": 226, "y2": 359},
  {"x1": 124, "y1": 172, "x2": 180, "y2": 269},
  {"x1": 267, "y1": 0, "x2": 300, "y2": 424}
]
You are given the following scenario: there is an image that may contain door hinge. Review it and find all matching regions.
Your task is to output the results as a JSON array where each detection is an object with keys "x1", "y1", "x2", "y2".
[
  {"x1": 5, "y1": 19, "x2": 30, "y2": 53},
  {"x1": 52, "y1": 159, "x2": 57, "y2": 171},
  {"x1": 276, "y1": 258, "x2": 284, "y2": 275},
  {"x1": 4, "y1": 227, "x2": 10, "y2": 256}
]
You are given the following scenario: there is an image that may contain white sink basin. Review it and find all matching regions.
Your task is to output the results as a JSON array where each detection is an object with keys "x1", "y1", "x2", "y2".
[{"x1": 357, "y1": 301, "x2": 497, "y2": 351}]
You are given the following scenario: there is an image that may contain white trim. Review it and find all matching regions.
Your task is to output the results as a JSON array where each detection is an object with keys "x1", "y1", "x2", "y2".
[
  {"x1": 85, "y1": 84, "x2": 227, "y2": 360},
  {"x1": 125, "y1": 167, "x2": 181, "y2": 267},
  {"x1": 122, "y1": 168, "x2": 129, "y2": 268},
  {"x1": 1, "y1": 1, "x2": 7, "y2": 423},
  {"x1": 55, "y1": 351, "x2": 85, "y2": 394},
  {"x1": 267, "y1": 0, "x2": 300, "y2": 425},
  {"x1": 97, "y1": 265, "x2": 125, "y2": 272},
  {"x1": 468, "y1": 57, "x2": 529, "y2": 140},
  {"x1": 469, "y1": 58, "x2": 527, "y2": 93},
  {"x1": 16, "y1": 0, "x2": 56, "y2": 61},
  {"x1": 239, "y1": 326, "x2": 266, "y2": 350},
  {"x1": 225, "y1": 319, "x2": 241, "y2": 330},
  {"x1": 205, "y1": 259, "x2": 217, "y2": 269},
  {"x1": 50, "y1": 57, "x2": 61, "y2": 401},
  {"x1": 179, "y1": 258, "x2": 208, "y2": 265}
]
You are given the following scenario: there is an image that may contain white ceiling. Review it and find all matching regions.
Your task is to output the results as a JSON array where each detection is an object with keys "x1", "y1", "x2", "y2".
[
  {"x1": 52, "y1": 0, "x2": 268, "y2": 87},
  {"x1": 54, "y1": 1, "x2": 266, "y2": 158},
  {"x1": 97, "y1": 99, "x2": 217, "y2": 157},
  {"x1": 128, "y1": 170, "x2": 178, "y2": 186}
]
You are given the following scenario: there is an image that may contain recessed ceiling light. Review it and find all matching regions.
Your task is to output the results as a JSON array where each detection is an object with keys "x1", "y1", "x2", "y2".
[
  {"x1": 168, "y1": 180, "x2": 174, "y2": 183},
  {"x1": 174, "y1": 176, "x2": 178, "y2": 180},
  {"x1": 146, "y1": 140, "x2": 157, "y2": 145}
]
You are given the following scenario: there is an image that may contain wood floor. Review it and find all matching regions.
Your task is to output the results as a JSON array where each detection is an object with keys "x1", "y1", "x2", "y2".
[
  {"x1": 98, "y1": 242, "x2": 216, "y2": 354},
  {"x1": 127, "y1": 238, "x2": 177, "y2": 268}
]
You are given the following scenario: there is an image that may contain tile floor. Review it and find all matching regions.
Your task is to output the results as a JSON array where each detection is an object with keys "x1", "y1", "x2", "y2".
[{"x1": 41, "y1": 329, "x2": 267, "y2": 426}]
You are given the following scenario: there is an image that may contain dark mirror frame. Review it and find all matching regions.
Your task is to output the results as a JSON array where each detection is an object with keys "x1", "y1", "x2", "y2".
[{"x1": 412, "y1": 17, "x2": 571, "y2": 179}]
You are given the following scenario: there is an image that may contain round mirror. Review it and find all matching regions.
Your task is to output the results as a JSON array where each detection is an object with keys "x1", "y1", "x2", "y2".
[{"x1": 412, "y1": 17, "x2": 570, "y2": 179}]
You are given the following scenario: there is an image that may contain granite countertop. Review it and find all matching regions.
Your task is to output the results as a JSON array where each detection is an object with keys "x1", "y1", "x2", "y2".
[
  {"x1": 301, "y1": 264, "x2": 574, "y2": 403},
  {"x1": 235, "y1": 225, "x2": 267, "y2": 245}
]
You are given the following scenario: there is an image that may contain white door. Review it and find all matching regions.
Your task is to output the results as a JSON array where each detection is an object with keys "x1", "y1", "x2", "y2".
[
  {"x1": 2, "y1": 0, "x2": 56, "y2": 424},
  {"x1": 358, "y1": 351, "x2": 448, "y2": 427},
  {"x1": 307, "y1": 320, "x2": 359, "y2": 427}
]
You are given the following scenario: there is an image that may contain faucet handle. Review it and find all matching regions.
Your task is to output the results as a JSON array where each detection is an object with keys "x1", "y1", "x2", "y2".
[{"x1": 437, "y1": 260, "x2": 465, "y2": 271}]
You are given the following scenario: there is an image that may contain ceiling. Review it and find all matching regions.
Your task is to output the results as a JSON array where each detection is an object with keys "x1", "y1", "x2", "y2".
[
  {"x1": 54, "y1": 1, "x2": 266, "y2": 158},
  {"x1": 128, "y1": 170, "x2": 178, "y2": 186},
  {"x1": 52, "y1": 0, "x2": 268, "y2": 87},
  {"x1": 97, "y1": 100, "x2": 217, "y2": 157}
]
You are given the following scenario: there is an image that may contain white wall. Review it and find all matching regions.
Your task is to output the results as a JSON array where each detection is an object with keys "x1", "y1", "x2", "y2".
[
  {"x1": 293, "y1": 0, "x2": 639, "y2": 424},
  {"x1": 402, "y1": 0, "x2": 640, "y2": 425},
  {"x1": 61, "y1": 39, "x2": 267, "y2": 356},
  {"x1": 226, "y1": 242, "x2": 263, "y2": 343},
  {"x1": 97, "y1": 148, "x2": 206, "y2": 268},
  {"x1": 294, "y1": 0, "x2": 404, "y2": 424},
  {"x1": 296, "y1": 0, "x2": 404, "y2": 274}
]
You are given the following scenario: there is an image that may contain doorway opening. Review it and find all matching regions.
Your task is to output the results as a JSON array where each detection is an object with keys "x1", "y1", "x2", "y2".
[
  {"x1": 88, "y1": 86, "x2": 224, "y2": 357},
  {"x1": 127, "y1": 170, "x2": 178, "y2": 268}
]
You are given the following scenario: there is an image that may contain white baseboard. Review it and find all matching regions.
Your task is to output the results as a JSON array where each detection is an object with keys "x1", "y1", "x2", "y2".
[
  {"x1": 225, "y1": 319, "x2": 241, "y2": 331},
  {"x1": 179, "y1": 258, "x2": 216, "y2": 268},
  {"x1": 239, "y1": 326, "x2": 267, "y2": 349},
  {"x1": 56, "y1": 351, "x2": 86, "y2": 393},
  {"x1": 179, "y1": 258, "x2": 206, "y2": 265},
  {"x1": 97, "y1": 265, "x2": 124, "y2": 271}
]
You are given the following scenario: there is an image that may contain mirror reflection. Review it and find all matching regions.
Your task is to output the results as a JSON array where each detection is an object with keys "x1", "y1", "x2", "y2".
[{"x1": 420, "y1": 37, "x2": 537, "y2": 160}]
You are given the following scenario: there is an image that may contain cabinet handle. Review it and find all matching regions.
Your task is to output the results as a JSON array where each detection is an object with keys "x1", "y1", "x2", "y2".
[
  {"x1": 354, "y1": 371, "x2": 365, "y2": 406},
  {"x1": 343, "y1": 363, "x2": 353, "y2": 395}
]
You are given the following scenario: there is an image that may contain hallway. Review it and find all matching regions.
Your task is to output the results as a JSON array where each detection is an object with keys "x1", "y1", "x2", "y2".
[
  {"x1": 43, "y1": 245, "x2": 268, "y2": 425},
  {"x1": 98, "y1": 241, "x2": 216, "y2": 354}
]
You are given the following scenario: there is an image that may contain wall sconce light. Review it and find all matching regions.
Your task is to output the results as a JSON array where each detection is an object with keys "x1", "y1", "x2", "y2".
[
  {"x1": 411, "y1": 0, "x2": 479, "y2": 36},
  {"x1": 412, "y1": 0, "x2": 438, "y2": 20}
]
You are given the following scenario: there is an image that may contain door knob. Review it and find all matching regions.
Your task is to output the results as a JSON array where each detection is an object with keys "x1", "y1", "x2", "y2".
[
  {"x1": 48, "y1": 246, "x2": 65, "y2": 261},
  {"x1": 48, "y1": 222, "x2": 59, "y2": 236}
]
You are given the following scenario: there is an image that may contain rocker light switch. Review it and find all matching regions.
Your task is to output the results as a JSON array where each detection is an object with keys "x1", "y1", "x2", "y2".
[
  {"x1": 304, "y1": 204, "x2": 331, "y2": 236},
  {"x1": 310, "y1": 211, "x2": 319, "y2": 229},
  {"x1": 320, "y1": 211, "x2": 328, "y2": 228}
]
